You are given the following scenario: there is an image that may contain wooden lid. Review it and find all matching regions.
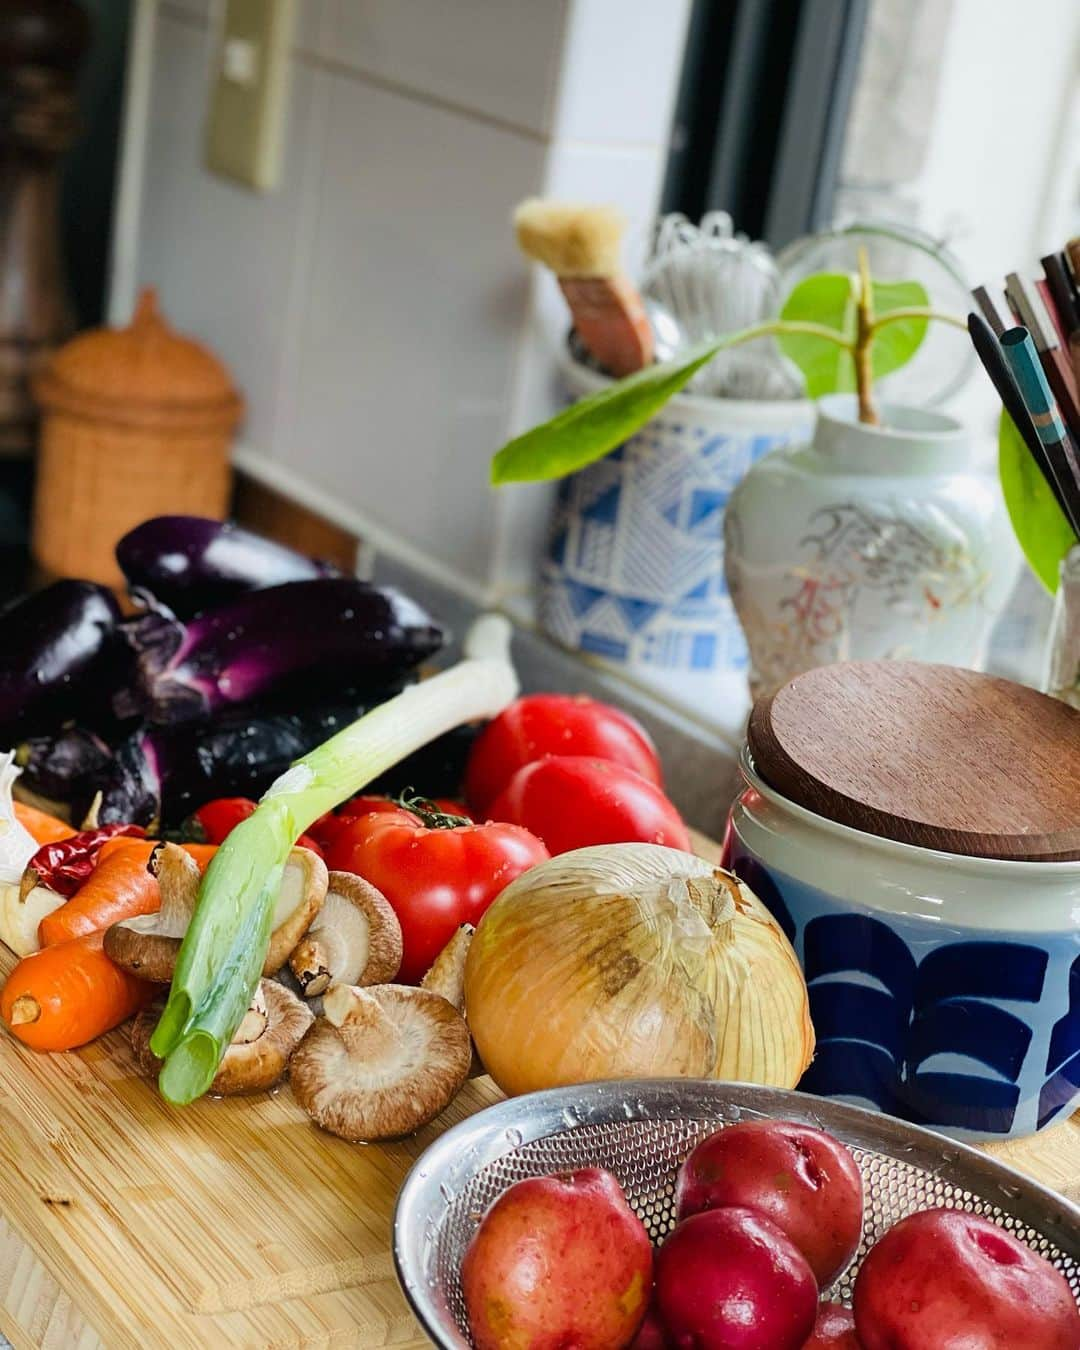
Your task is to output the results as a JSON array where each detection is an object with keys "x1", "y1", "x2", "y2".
[
  {"x1": 34, "y1": 289, "x2": 243, "y2": 432},
  {"x1": 747, "y1": 661, "x2": 1080, "y2": 862}
]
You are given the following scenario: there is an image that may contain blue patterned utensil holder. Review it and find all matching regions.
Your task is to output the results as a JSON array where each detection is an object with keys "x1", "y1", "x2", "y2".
[
  {"x1": 724, "y1": 753, "x2": 1080, "y2": 1141},
  {"x1": 539, "y1": 360, "x2": 812, "y2": 712}
]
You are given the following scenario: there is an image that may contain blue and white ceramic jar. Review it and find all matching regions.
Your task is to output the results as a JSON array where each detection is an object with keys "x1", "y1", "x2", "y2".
[
  {"x1": 539, "y1": 358, "x2": 812, "y2": 716},
  {"x1": 722, "y1": 750, "x2": 1080, "y2": 1142}
]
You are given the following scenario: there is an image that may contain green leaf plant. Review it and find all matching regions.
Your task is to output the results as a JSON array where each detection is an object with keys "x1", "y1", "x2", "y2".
[{"x1": 492, "y1": 248, "x2": 965, "y2": 486}]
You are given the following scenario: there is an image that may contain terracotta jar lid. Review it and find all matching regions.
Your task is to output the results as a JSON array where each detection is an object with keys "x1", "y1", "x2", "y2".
[
  {"x1": 33, "y1": 288, "x2": 244, "y2": 433},
  {"x1": 748, "y1": 661, "x2": 1080, "y2": 862}
]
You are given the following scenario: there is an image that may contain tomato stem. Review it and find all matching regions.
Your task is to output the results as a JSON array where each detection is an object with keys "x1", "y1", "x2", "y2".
[{"x1": 393, "y1": 788, "x2": 471, "y2": 830}]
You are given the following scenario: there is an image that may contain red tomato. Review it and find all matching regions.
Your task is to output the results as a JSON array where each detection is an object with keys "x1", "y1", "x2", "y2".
[
  {"x1": 465, "y1": 694, "x2": 662, "y2": 814},
  {"x1": 311, "y1": 795, "x2": 473, "y2": 853},
  {"x1": 193, "y1": 797, "x2": 257, "y2": 843},
  {"x1": 193, "y1": 797, "x2": 324, "y2": 857},
  {"x1": 338, "y1": 794, "x2": 473, "y2": 821},
  {"x1": 325, "y1": 809, "x2": 548, "y2": 982},
  {"x1": 488, "y1": 756, "x2": 691, "y2": 856}
]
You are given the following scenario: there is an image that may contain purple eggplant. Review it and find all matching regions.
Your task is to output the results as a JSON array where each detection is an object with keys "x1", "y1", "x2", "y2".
[
  {"x1": 116, "y1": 515, "x2": 342, "y2": 618},
  {"x1": 20, "y1": 689, "x2": 400, "y2": 829},
  {"x1": 122, "y1": 577, "x2": 443, "y2": 725},
  {"x1": 0, "y1": 581, "x2": 125, "y2": 738},
  {"x1": 20, "y1": 697, "x2": 477, "y2": 831}
]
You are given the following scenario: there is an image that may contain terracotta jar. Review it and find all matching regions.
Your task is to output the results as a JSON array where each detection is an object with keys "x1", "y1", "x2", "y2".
[{"x1": 31, "y1": 288, "x2": 242, "y2": 587}]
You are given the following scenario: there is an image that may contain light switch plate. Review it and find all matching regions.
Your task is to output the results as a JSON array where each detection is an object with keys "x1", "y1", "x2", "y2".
[{"x1": 205, "y1": 0, "x2": 295, "y2": 191}]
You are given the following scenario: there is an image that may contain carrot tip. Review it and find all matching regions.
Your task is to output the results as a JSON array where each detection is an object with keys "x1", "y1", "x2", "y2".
[{"x1": 9, "y1": 995, "x2": 41, "y2": 1026}]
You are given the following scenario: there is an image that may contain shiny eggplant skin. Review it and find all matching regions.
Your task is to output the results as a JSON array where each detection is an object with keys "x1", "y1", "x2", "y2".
[
  {"x1": 19, "y1": 698, "x2": 477, "y2": 832},
  {"x1": 21, "y1": 691, "x2": 402, "y2": 830},
  {"x1": 0, "y1": 581, "x2": 124, "y2": 738},
  {"x1": 123, "y1": 577, "x2": 443, "y2": 725},
  {"x1": 116, "y1": 515, "x2": 341, "y2": 618}
]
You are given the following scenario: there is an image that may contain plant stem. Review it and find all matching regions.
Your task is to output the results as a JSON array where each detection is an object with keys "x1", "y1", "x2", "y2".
[
  {"x1": 854, "y1": 248, "x2": 879, "y2": 426},
  {"x1": 711, "y1": 319, "x2": 854, "y2": 351},
  {"x1": 870, "y1": 307, "x2": 968, "y2": 332}
]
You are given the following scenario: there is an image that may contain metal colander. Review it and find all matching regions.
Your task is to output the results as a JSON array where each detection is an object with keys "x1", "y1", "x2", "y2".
[{"x1": 393, "y1": 1081, "x2": 1080, "y2": 1348}]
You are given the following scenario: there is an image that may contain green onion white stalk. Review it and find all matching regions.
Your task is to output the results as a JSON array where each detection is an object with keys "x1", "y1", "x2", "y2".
[{"x1": 150, "y1": 615, "x2": 519, "y2": 1104}]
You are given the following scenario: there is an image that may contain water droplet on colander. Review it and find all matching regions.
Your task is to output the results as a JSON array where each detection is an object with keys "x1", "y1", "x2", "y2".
[
  {"x1": 621, "y1": 1101, "x2": 636, "y2": 1119},
  {"x1": 505, "y1": 1127, "x2": 523, "y2": 1147},
  {"x1": 561, "y1": 1106, "x2": 580, "y2": 1127},
  {"x1": 439, "y1": 1182, "x2": 453, "y2": 1203}
]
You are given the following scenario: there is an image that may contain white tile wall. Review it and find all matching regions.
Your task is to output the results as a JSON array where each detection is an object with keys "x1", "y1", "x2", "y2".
[
  {"x1": 322, "y1": 0, "x2": 570, "y2": 135},
  {"x1": 552, "y1": 0, "x2": 691, "y2": 145},
  {"x1": 283, "y1": 70, "x2": 546, "y2": 584},
  {"x1": 124, "y1": 0, "x2": 690, "y2": 601},
  {"x1": 137, "y1": 11, "x2": 324, "y2": 459}
]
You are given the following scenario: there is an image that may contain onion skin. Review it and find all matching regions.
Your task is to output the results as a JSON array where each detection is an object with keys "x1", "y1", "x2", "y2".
[{"x1": 464, "y1": 843, "x2": 814, "y2": 1098}]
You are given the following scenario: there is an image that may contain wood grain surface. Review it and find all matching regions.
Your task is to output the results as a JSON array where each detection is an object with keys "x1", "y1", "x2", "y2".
[
  {"x1": 749, "y1": 661, "x2": 1080, "y2": 860},
  {"x1": 0, "y1": 832, "x2": 1075, "y2": 1348}
]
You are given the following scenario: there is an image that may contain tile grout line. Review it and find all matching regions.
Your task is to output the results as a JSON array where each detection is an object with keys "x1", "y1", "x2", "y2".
[{"x1": 157, "y1": 0, "x2": 665, "y2": 153}]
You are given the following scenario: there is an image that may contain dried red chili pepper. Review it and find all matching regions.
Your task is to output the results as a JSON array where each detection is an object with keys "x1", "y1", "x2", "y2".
[{"x1": 25, "y1": 823, "x2": 147, "y2": 898}]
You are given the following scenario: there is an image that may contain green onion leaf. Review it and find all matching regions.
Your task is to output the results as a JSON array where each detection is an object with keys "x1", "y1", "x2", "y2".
[{"x1": 151, "y1": 623, "x2": 519, "y2": 1104}]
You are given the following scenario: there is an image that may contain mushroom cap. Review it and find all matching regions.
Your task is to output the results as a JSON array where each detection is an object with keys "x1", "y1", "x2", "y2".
[
  {"x1": 107, "y1": 844, "x2": 327, "y2": 982},
  {"x1": 289, "y1": 984, "x2": 471, "y2": 1142},
  {"x1": 419, "y1": 923, "x2": 474, "y2": 1014},
  {"x1": 130, "y1": 979, "x2": 313, "y2": 1096},
  {"x1": 289, "y1": 871, "x2": 402, "y2": 996}
]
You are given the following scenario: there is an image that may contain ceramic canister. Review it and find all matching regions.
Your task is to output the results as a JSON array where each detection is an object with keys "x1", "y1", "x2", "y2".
[
  {"x1": 723, "y1": 396, "x2": 1021, "y2": 702},
  {"x1": 722, "y1": 662, "x2": 1080, "y2": 1143},
  {"x1": 539, "y1": 357, "x2": 812, "y2": 718}
]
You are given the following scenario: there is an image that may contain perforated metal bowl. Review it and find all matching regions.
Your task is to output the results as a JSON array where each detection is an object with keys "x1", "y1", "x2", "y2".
[{"x1": 393, "y1": 1080, "x2": 1080, "y2": 1348}]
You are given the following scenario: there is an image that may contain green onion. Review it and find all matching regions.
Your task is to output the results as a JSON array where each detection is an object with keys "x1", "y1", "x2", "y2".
[{"x1": 150, "y1": 616, "x2": 519, "y2": 1104}]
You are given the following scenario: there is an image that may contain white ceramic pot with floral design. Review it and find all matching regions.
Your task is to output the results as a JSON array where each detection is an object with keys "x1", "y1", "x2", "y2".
[{"x1": 723, "y1": 395, "x2": 1021, "y2": 699}]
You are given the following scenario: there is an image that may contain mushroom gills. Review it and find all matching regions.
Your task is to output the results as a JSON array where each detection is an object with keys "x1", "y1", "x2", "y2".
[
  {"x1": 290, "y1": 983, "x2": 471, "y2": 1142},
  {"x1": 108, "y1": 844, "x2": 328, "y2": 982},
  {"x1": 289, "y1": 872, "x2": 401, "y2": 997},
  {"x1": 130, "y1": 979, "x2": 312, "y2": 1096}
]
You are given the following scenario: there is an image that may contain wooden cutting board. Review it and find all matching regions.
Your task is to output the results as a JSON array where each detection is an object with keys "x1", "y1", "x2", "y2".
[{"x1": 0, "y1": 835, "x2": 1076, "y2": 1349}]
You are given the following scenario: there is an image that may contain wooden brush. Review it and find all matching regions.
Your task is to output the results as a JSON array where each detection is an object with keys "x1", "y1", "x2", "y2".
[{"x1": 514, "y1": 199, "x2": 654, "y2": 376}]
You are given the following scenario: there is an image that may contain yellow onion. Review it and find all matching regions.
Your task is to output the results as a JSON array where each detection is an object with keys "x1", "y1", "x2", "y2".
[{"x1": 464, "y1": 843, "x2": 814, "y2": 1098}]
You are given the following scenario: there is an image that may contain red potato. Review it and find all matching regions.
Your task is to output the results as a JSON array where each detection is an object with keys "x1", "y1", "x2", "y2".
[
  {"x1": 654, "y1": 1207, "x2": 818, "y2": 1350},
  {"x1": 461, "y1": 1168, "x2": 653, "y2": 1350},
  {"x1": 805, "y1": 1302, "x2": 861, "y2": 1349},
  {"x1": 630, "y1": 1306, "x2": 669, "y2": 1349},
  {"x1": 488, "y1": 755, "x2": 691, "y2": 856},
  {"x1": 465, "y1": 693, "x2": 663, "y2": 813},
  {"x1": 853, "y1": 1208, "x2": 1080, "y2": 1350},
  {"x1": 675, "y1": 1119, "x2": 864, "y2": 1286}
]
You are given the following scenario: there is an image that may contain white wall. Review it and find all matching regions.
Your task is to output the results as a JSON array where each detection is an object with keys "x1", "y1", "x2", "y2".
[{"x1": 116, "y1": 0, "x2": 690, "y2": 605}]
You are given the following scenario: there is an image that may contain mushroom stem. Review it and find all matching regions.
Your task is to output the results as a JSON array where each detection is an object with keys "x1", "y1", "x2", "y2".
[
  {"x1": 9, "y1": 995, "x2": 40, "y2": 1026},
  {"x1": 289, "y1": 931, "x2": 340, "y2": 999},
  {"x1": 322, "y1": 984, "x2": 399, "y2": 1057},
  {"x1": 234, "y1": 985, "x2": 268, "y2": 1044},
  {"x1": 150, "y1": 843, "x2": 201, "y2": 934}
]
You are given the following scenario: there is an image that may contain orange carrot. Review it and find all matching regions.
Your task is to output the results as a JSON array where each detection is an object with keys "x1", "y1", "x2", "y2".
[
  {"x1": 38, "y1": 844, "x2": 215, "y2": 948},
  {"x1": 13, "y1": 801, "x2": 75, "y2": 845},
  {"x1": 96, "y1": 838, "x2": 218, "y2": 868},
  {"x1": 0, "y1": 931, "x2": 150, "y2": 1051}
]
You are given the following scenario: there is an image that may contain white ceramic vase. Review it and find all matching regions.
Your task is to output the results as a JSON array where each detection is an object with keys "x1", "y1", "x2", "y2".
[{"x1": 723, "y1": 396, "x2": 1021, "y2": 699}]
